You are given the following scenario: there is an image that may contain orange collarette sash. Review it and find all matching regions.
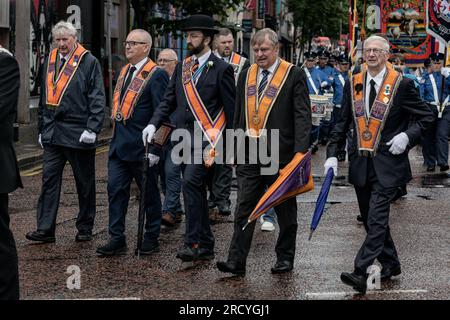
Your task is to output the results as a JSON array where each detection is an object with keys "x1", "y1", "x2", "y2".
[
  {"x1": 351, "y1": 64, "x2": 402, "y2": 156},
  {"x1": 46, "y1": 44, "x2": 88, "y2": 107},
  {"x1": 182, "y1": 56, "x2": 226, "y2": 166},
  {"x1": 245, "y1": 60, "x2": 293, "y2": 138},
  {"x1": 111, "y1": 59, "x2": 158, "y2": 123},
  {"x1": 230, "y1": 52, "x2": 247, "y2": 82}
]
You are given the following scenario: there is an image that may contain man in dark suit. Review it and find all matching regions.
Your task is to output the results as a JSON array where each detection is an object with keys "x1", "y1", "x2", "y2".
[
  {"x1": 216, "y1": 28, "x2": 311, "y2": 275},
  {"x1": 26, "y1": 21, "x2": 105, "y2": 243},
  {"x1": 143, "y1": 15, "x2": 236, "y2": 262},
  {"x1": 96, "y1": 29, "x2": 169, "y2": 256},
  {"x1": 324, "y1": 35, "x2": 434, "y2": 294},
  {"x1": 0, "y1": 45, "x2": 22, "y2": 300}
]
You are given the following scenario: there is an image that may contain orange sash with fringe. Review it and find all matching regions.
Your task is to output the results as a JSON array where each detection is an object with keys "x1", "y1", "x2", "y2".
[
  {"x1": 245, "y1": 60, "x2": 293, "y2": 138},
  {"x1": 182, "y1": 56, "x2": 226, "y2": 166},
  {"x1": 351, "y1": 65, "x2": 402, "y2": 156},
  {"x1": 112, "y1": 59, "x2": 158, "y2": 123},
  {"x1": 46, "y1": 44, "x2": 88, "y2": 107}
]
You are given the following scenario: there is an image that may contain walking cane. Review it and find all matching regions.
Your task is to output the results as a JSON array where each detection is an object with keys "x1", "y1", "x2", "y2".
[{"x1": 136, "y1": 141, "x2": 149, "y2": 258}]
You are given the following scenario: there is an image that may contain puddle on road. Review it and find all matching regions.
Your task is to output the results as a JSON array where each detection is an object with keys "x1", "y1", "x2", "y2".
[{"x1": 411, "y1": 173, "x2": 450, "y2": 188}]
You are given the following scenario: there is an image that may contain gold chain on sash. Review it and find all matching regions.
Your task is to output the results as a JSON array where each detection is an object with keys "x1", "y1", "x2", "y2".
[
  {"x1": 245, "y1": 59, "x2": 293, "y2": 138},
  {"x1": 112, "y1": 59, "x2": 158, "y2": 124},
  {"x1": 351, "y1": 64, "x2": 402, "y2": 156},
  {"x1": 46, "y1": 44, "x2": 88, "y2": 107}
]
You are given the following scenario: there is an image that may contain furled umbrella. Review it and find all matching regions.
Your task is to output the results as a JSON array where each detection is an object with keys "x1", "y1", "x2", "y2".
[
  {"x1": 308, "y1": 167, "x2": 334, "y2": 240},
  {"x1": 242, "y1": 151, "x2": 314, "y2": 230}
]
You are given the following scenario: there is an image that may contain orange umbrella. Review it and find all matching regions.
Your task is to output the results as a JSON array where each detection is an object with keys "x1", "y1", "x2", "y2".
[{"x1": 242, "y1": 151, "x2": 314, "y2": 230}]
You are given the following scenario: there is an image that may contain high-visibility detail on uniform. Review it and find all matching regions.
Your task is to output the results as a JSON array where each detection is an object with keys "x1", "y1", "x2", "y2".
[
  {"x1": 182, "y1": 56, "x2": 226, "y2": 166},
  {"x1": 46, "y1": 44, "x2": 88, "y2": 107},
  {"x1": 351, "y1": 64, "x2": 402, "y2": 156},
  {"x1": 230, "y1": 52, "x2": 247, "y2": 82},
  {"x1": 245, "y1": 60, "x2": 293, "y2": 138},
  {"x1": 112, "y1": 59, "x2": 158, "y2": 123}
]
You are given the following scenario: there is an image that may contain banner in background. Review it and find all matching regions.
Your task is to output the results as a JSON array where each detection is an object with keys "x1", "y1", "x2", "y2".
[
  {"x1": 426, "y1": 0, "x2": 450, "y2": 44},
  {"x1": 381, "y1": 0, "x2": 434, "y2": 63}
]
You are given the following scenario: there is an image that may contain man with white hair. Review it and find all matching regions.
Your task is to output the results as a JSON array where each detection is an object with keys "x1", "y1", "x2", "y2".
[
  {"x1": 96, "y1": 29, "x2": 170, "y2": 256},
  {"x1": 324, "y1": 35, "x2": 433, "y2": 293},
  {"x1": 26, "y1": 20, "x2": 105, "y2": 243}
]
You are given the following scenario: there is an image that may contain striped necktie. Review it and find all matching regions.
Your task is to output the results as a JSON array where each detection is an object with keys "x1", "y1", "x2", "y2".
[{"x1": 258, "y1": 70, "x2": 270, "y2": 101}]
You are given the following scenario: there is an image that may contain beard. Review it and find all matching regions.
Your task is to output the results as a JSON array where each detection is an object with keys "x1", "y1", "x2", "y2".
[{"x1": 188, "y1": 41, "x2": 205, "y2": 56}]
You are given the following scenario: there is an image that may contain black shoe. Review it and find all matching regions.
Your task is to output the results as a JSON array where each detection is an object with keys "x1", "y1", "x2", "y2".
[
  {"x1": 176, "y1": 245, "x2": 199, "y2": 262},
  {"x1": 381, "y1": 265, "x2": 401, "y2": 282},
  {"x1": 96, "y1": 240, "x2": 127, "y2": 256},
  {"x1": 356, "y1": 214, "x2": 363, "y2": 222},
  {"x1": 197, "y1": 247, "x2": 215, "y2": 261},
  {"x1": 271, "y1": 260, "x2": 293, "y2": 274},
  {"x1": 340, "y1": 272, "x2": 367, "y2": 294},
  {"x1": 440, "y1": 165, "x2": 449, "y2": 172},
  {"x1": 25, "y1": 231, "x2": 55, "y2": 243},
  {"x1": 218, "y1": 208, "x2": 231, "y2": 216},
  {"x1": 75, "y1": 231, "x2": 92, "y2": 242},
  {"x1": 337, "y1": 153, "x2": 346, "y2": 162},
  {"x1": 136, "y1": 240, "x2": 160, "y2": 256},
  {"x1": 320, "y1": 139, "x2": 328, "y2": 146},
  {"x1": 311, "y1": 144, "x2": 319, "y2": 154},
  {"x1": 216, "y1": 261, "x2": 246, "y2": 275},
  {"x1": 427, "y1": 165, "x2": 436, "y2": 172}
]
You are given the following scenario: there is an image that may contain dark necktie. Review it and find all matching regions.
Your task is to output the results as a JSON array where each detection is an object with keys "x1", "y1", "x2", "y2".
[
  {"x1": 120, "y1": 66, "x2": 136, "y2": 102},
  {"x1": 59, "y1": 58, "x2": 66, "y2": 75},
  {"x1": 258, "y1": 70, "x2": 270, "y2": 101},
  {"x1": 369, "y1": 79, "x2": 377, "y2": 111}
]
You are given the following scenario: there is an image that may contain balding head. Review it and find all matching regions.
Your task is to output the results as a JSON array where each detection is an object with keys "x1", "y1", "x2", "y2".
[
  {"x1": 157, "y1": 49, "x2": 179, "y2": 77},
  {"x1": 125, "y1": 29, "x2": 152, "y2": 65}
]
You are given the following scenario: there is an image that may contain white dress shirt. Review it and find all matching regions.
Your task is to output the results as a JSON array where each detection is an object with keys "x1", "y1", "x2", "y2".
[
  {"x1": 194, "y1": 49, "x2": 212, "y2": 69},
  {"x1": 126, "y1": 57, "x2": 148, "y2": 81},
  {"x1": 365, "y1": 67, "x2": 386, "y2": 115},
  {"x1": 257, "y1": 58, "x2": 280, "y2": 87}
]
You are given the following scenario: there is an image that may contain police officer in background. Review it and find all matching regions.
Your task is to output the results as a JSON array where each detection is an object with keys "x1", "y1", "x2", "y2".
[{"x1": 419, "y1": 53, "x2": 450, "y2": 172}]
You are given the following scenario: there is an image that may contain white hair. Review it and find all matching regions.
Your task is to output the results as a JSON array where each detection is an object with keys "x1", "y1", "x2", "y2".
[
  {"x1": 364, "y1": 35, "x2": 390, "y2": 52},
  {"x1": 52, "y1": 21, "x2": 78, "y2": 39}
]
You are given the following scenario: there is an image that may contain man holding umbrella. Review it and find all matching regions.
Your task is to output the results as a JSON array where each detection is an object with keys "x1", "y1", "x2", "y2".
[
  {"x1": 143, "y1": 15, "x2": 236, "y2": 262},
  {"x1": 324, "y1": 35, "x2": 433, "y2": 293},
  {"x1": 96, "y1": 29, "x2": 169, "y2": 256},
  {"x1": 216, "y1": 28, "x2": 311, "y2": 275}
]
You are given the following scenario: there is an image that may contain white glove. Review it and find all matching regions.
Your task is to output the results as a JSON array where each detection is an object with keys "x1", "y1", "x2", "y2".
[
  {"x1": 148, "y1": 153, "x2": 160, "y2": 167},
  {"x1": 324, "y1": 157, "x2": 338, "y2": 176},
  {"x1": 38, "y1": 134, "x2": 43, "y2": 148},
  {"x1": 321, "y1": 81, "x2": 328, "y2": 88},
  {"x1": 79, "y1": 130, "x2": 96, "y2": 144},
  {"x1": 441, "y1": 67, "x2": 450, "y2": 78},
  {"x1": 142, "y1": 124, "x2": 156, "y2": 145},
  {"x1": 386, "y1": 132, "x2": 409, "y2": 155}
]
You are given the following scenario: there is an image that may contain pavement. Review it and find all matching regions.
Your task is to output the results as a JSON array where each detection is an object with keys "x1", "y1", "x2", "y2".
[{"x1": 8, "y1": 132, "x2": 450, "y2": 300}]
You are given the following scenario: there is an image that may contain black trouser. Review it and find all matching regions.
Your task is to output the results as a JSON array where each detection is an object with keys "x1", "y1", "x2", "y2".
[
  {"x1": 332, "y1": 105, "x2": 347, "y2": 157},
  {"x1": 207, "y1": 163, "x2": 232, "y2": 211},
  {"x1": 0, "y1": 194, "x2": 19, "y2": 300},
  {"x1": 182, "y1": 162, "x2": 215, "y2": 249},
  {"x1": 225, "y1": 164, "x2": 298, "y2": 267},
  {"x1": 353, "y1": 159, "x2": 400, "y2": 276},
  {"x1": 36, "y1": 145, "x2": 96, "y2": 235}
]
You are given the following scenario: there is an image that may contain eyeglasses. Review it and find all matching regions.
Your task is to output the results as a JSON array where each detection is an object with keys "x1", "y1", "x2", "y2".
[
  {"x1": 157, "y1": 59, "x2": 177, "y2": 64},
  {"x1": 123, "y1": 41, "x2": 149, "y2": 47},
  {"x1": 363, "y1": 48, "x2": 387, "y2": 55}
]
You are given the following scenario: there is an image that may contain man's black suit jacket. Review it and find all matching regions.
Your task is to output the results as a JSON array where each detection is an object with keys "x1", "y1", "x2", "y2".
[
  {"x1": 327, "y1": 76, "x2": 434, "y2": 188},
  {"x1": 234, "y1": 63, "x2": 312, "y2": 164},
  {"x1": 150, "y1": 52, "x2": 236, "y2": 132},
  {"x1": 0, "y1": 52, "x2": 22, "y2": 194}
]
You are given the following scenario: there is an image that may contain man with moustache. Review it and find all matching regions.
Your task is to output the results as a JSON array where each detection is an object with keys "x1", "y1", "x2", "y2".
[
  {"x1": 96, "y1": 29, "x2": 169, "y2": 256},
  {"x1": 143, "y1": 15, "x2": 236, "y2": 262}
]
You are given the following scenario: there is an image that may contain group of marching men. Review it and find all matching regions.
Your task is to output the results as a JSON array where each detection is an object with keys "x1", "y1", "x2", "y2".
[{"x1": 1, "y1": 14, "x2": 441, "y2": 299}]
